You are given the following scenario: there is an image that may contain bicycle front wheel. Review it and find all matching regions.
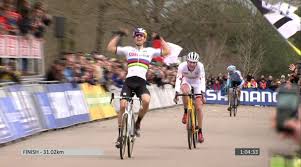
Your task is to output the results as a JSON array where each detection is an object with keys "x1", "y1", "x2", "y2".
[
  {"x1": 127, "y1": 114, "x2": 135, "y2": 158},
  {"x1": 193, "y1": 109, "x2": 198, "y2": 148},
  {"x1": 229, "y1": 100, "x2": 232, "y2": 117},
  {"x1": 187, "y1": 110, "x2": 193, "y2": 150},
  {"x1": 234, "y1": 94, "x2": 237, "y2": 117},
  {"x1": 120, "y1": 113, "x2": 128, "y2": 159},
  {"x1": 234, "y1": 105, "x2": 237, "y2": 117}
]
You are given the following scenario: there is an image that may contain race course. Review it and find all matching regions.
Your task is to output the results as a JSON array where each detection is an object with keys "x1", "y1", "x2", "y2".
[{"x1": 0, "y1": 105, "x2": 298, "y2": 167}]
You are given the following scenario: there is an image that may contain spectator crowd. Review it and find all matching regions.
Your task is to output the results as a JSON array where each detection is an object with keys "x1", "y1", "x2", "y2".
[
  {"x1": 46, "y1": 50, "x2": 300, "y2": 94},
  {"x1": 45, "y1": 52, "x2": 178, "y2": 90},
  {"x1": 206, "y1": 65, "x2": 299, "y2": 92},
  {"x1": 0, "y1": 0, "x2": 51, "y2": 38},
  {"x1": 0, "y1": 0, "x2": 51, "y2": 82}
]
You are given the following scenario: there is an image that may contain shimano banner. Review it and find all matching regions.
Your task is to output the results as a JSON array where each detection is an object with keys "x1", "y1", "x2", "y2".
[{"x1": 205, "y1": 89, "x2": 277, "y2": 106}]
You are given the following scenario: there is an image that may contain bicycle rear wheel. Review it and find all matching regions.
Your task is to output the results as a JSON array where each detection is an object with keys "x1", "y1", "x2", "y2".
[
  {"x1": 187, "y1": 110, "x2": 193, "y2": 150},
  {"x1": 120, "y1": 113, "x2": 128, "y2": 159},
  {"x1": 127, "y1": 114, "x2": 135, "y2": 158},
  {"x1": 229, "y1": 96, "x2": 233, "y2": 117}
]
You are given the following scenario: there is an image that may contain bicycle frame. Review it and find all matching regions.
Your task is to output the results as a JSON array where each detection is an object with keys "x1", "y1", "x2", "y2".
[
  {"x1": 110, "y1": 93, "x2": 140, "y2": 159},
  {"x1": 233, "y1": 86, "x2": 238, "y2": 107},
  {"x1": 187, "y1": 93, "x2": 197, "y2": 132},
  {"x1": 177, "y1": 89, "x2": 201, "y2": 126},
  {"x1": 123, "y1": 98, "x2": 135, "y2": 138},
  {"x1": 176, "y1": 88, "x2": 202, "y2": 149},
  {"x1": 228, "y1": 85, "x2": 239, "y2": 117}
]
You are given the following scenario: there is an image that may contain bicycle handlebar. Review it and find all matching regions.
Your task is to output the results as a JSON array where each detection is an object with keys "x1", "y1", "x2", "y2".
[
  {"x1": 176, "y1": 93, "x2": 203, "y2": 97},
  {"x1": 173, "y1": 93, "x2": 204, "y2": 104},
  {"x1": 110, "y1": 93, "x2": 141, "y2": 104}
]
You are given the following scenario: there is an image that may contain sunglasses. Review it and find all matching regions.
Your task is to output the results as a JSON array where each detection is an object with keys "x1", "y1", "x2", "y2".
[{"x1": 134, "y1": 34, "x2": 145, "y2": 38}]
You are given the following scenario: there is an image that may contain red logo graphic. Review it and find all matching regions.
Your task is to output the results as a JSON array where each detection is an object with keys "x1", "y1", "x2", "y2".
[{"x1": 129, "y1": 52, "x2": 138, "y2": 57}]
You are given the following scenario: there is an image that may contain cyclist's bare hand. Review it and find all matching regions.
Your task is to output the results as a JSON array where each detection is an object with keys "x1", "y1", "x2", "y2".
[
  {"x1": 181, "y1": 84, "x2": 190, "y2": 95},
  {"x1": 173, "y1": 92, "x2": 179, "y2": 104},
  {"x1": 201, "y1": 95, "x2": 206, "y2": 104},
  {"x1": 173, "y1": 96, "x2": 179, "y2": 104}
]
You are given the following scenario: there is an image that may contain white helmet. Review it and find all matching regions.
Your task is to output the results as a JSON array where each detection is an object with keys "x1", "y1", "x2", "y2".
[
  {"x1": 227, "y1": 65, "x2": 236, "y2": 72},
  {"x1": 187, "y1": 52, "x2": 199, "y2": 62},
  {"x1": 133, "y1": 27, "x2": 147, "y2": 38}
]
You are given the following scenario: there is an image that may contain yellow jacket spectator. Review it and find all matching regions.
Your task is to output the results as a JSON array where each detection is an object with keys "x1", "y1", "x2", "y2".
[{"x1": 0, "y1": 66, "x2": 21, "y2": 83}]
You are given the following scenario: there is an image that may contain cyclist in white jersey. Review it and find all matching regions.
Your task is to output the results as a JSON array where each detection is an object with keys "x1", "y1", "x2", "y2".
[
  {"x1": 174, "y1": 52, "x2": 206, "y2": 143},
  {"x1": 107, "y1": 28, "x2": 170, "y2": 148}
]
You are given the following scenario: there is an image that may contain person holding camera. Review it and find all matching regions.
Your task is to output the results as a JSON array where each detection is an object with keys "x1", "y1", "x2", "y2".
[
  {"x1": 274, "y1": 103, "x2": 301, "y2": 145},
  {"x1": 283, "y1": 113, "x2": 301, "y2": 144},
  {"x1": 273, "y1": 62, "x2": 301, "y2": 145}
]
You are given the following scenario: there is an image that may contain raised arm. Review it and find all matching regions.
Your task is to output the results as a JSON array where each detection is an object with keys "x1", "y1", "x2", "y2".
[
  {"x1": 199, "y1": 64, "x2": 206, "y2": 93},
  {"x1": 107, "y1": 36, "x2": 121, "y2": 54},
  {"x1": 160, "y1": 37, "x2": 171, "y2": 57},
  {"x1": 107, "y1": 29, "x2": 128, "y2": 54},
  {"x1": 175, "y1": 64, "x2": 183, "y2": 93}
]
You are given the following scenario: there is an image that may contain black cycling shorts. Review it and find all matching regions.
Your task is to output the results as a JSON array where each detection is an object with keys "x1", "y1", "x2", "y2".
[
  {"x1": 120, "y1": 76, "x2": 150, "y2": 98},
  {"x1": 231, "y1": 81, "x2": 241, "y2": 87}
]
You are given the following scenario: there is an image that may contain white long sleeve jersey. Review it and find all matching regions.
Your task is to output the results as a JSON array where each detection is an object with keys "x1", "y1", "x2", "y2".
[{"x1": 175, "y1": 61, "x2": 206, "y2": 93}]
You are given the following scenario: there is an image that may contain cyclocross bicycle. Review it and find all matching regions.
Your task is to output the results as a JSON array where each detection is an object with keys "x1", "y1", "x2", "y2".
[
  {"x1": 175, "y1": 88, "x2": 203, "y2": 149},
  {"x1": 229, "y1": 84, "x2": 239, "y2": 117},
  {"x1": 110, "y1": 92, "x2": 140, "y2": 159}
]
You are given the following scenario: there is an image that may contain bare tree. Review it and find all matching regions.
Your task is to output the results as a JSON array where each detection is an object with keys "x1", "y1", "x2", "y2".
[
  {"x1": 203, "y1": 34, "x2": 228, "y2": 73},
  {"x1": 95, "y1": 1, "x2": 110, "y2": 52},
  {"x1": 237, "y1": 22, "x2": 265, "y2": 77},
  {"x1": 99, "y1": 0, "x2": 273, "y2": 75}
]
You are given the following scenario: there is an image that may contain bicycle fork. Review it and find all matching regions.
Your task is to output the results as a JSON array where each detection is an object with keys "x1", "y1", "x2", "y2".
[
  {"x1": 188, "y1": 100, "x2": 196, "y2": 133},
  {"x1": 126, "y1": 102, "x2": 135, "y2": 140}
]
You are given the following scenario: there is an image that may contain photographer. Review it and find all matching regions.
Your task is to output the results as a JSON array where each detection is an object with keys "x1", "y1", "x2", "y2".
[
  {"x1": 273, "y1": 61, "x2": 301, "y2": 145},
  {"x1": 282, "y1": 109, "x2": 301, "y2": 144}
]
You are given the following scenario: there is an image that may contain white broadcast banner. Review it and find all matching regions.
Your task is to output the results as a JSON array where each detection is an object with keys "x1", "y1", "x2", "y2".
[
  {"x1": 65, "y1": 90, "x2": 89, "y2": 115},
  {"x1": 48, "y1": 92, "x2": 71, "y2": 119}
]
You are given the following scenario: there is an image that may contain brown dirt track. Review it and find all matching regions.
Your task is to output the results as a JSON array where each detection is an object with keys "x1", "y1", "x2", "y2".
[{"x1": 0, "y1": 104, "x2": 299, "y2": 167}]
